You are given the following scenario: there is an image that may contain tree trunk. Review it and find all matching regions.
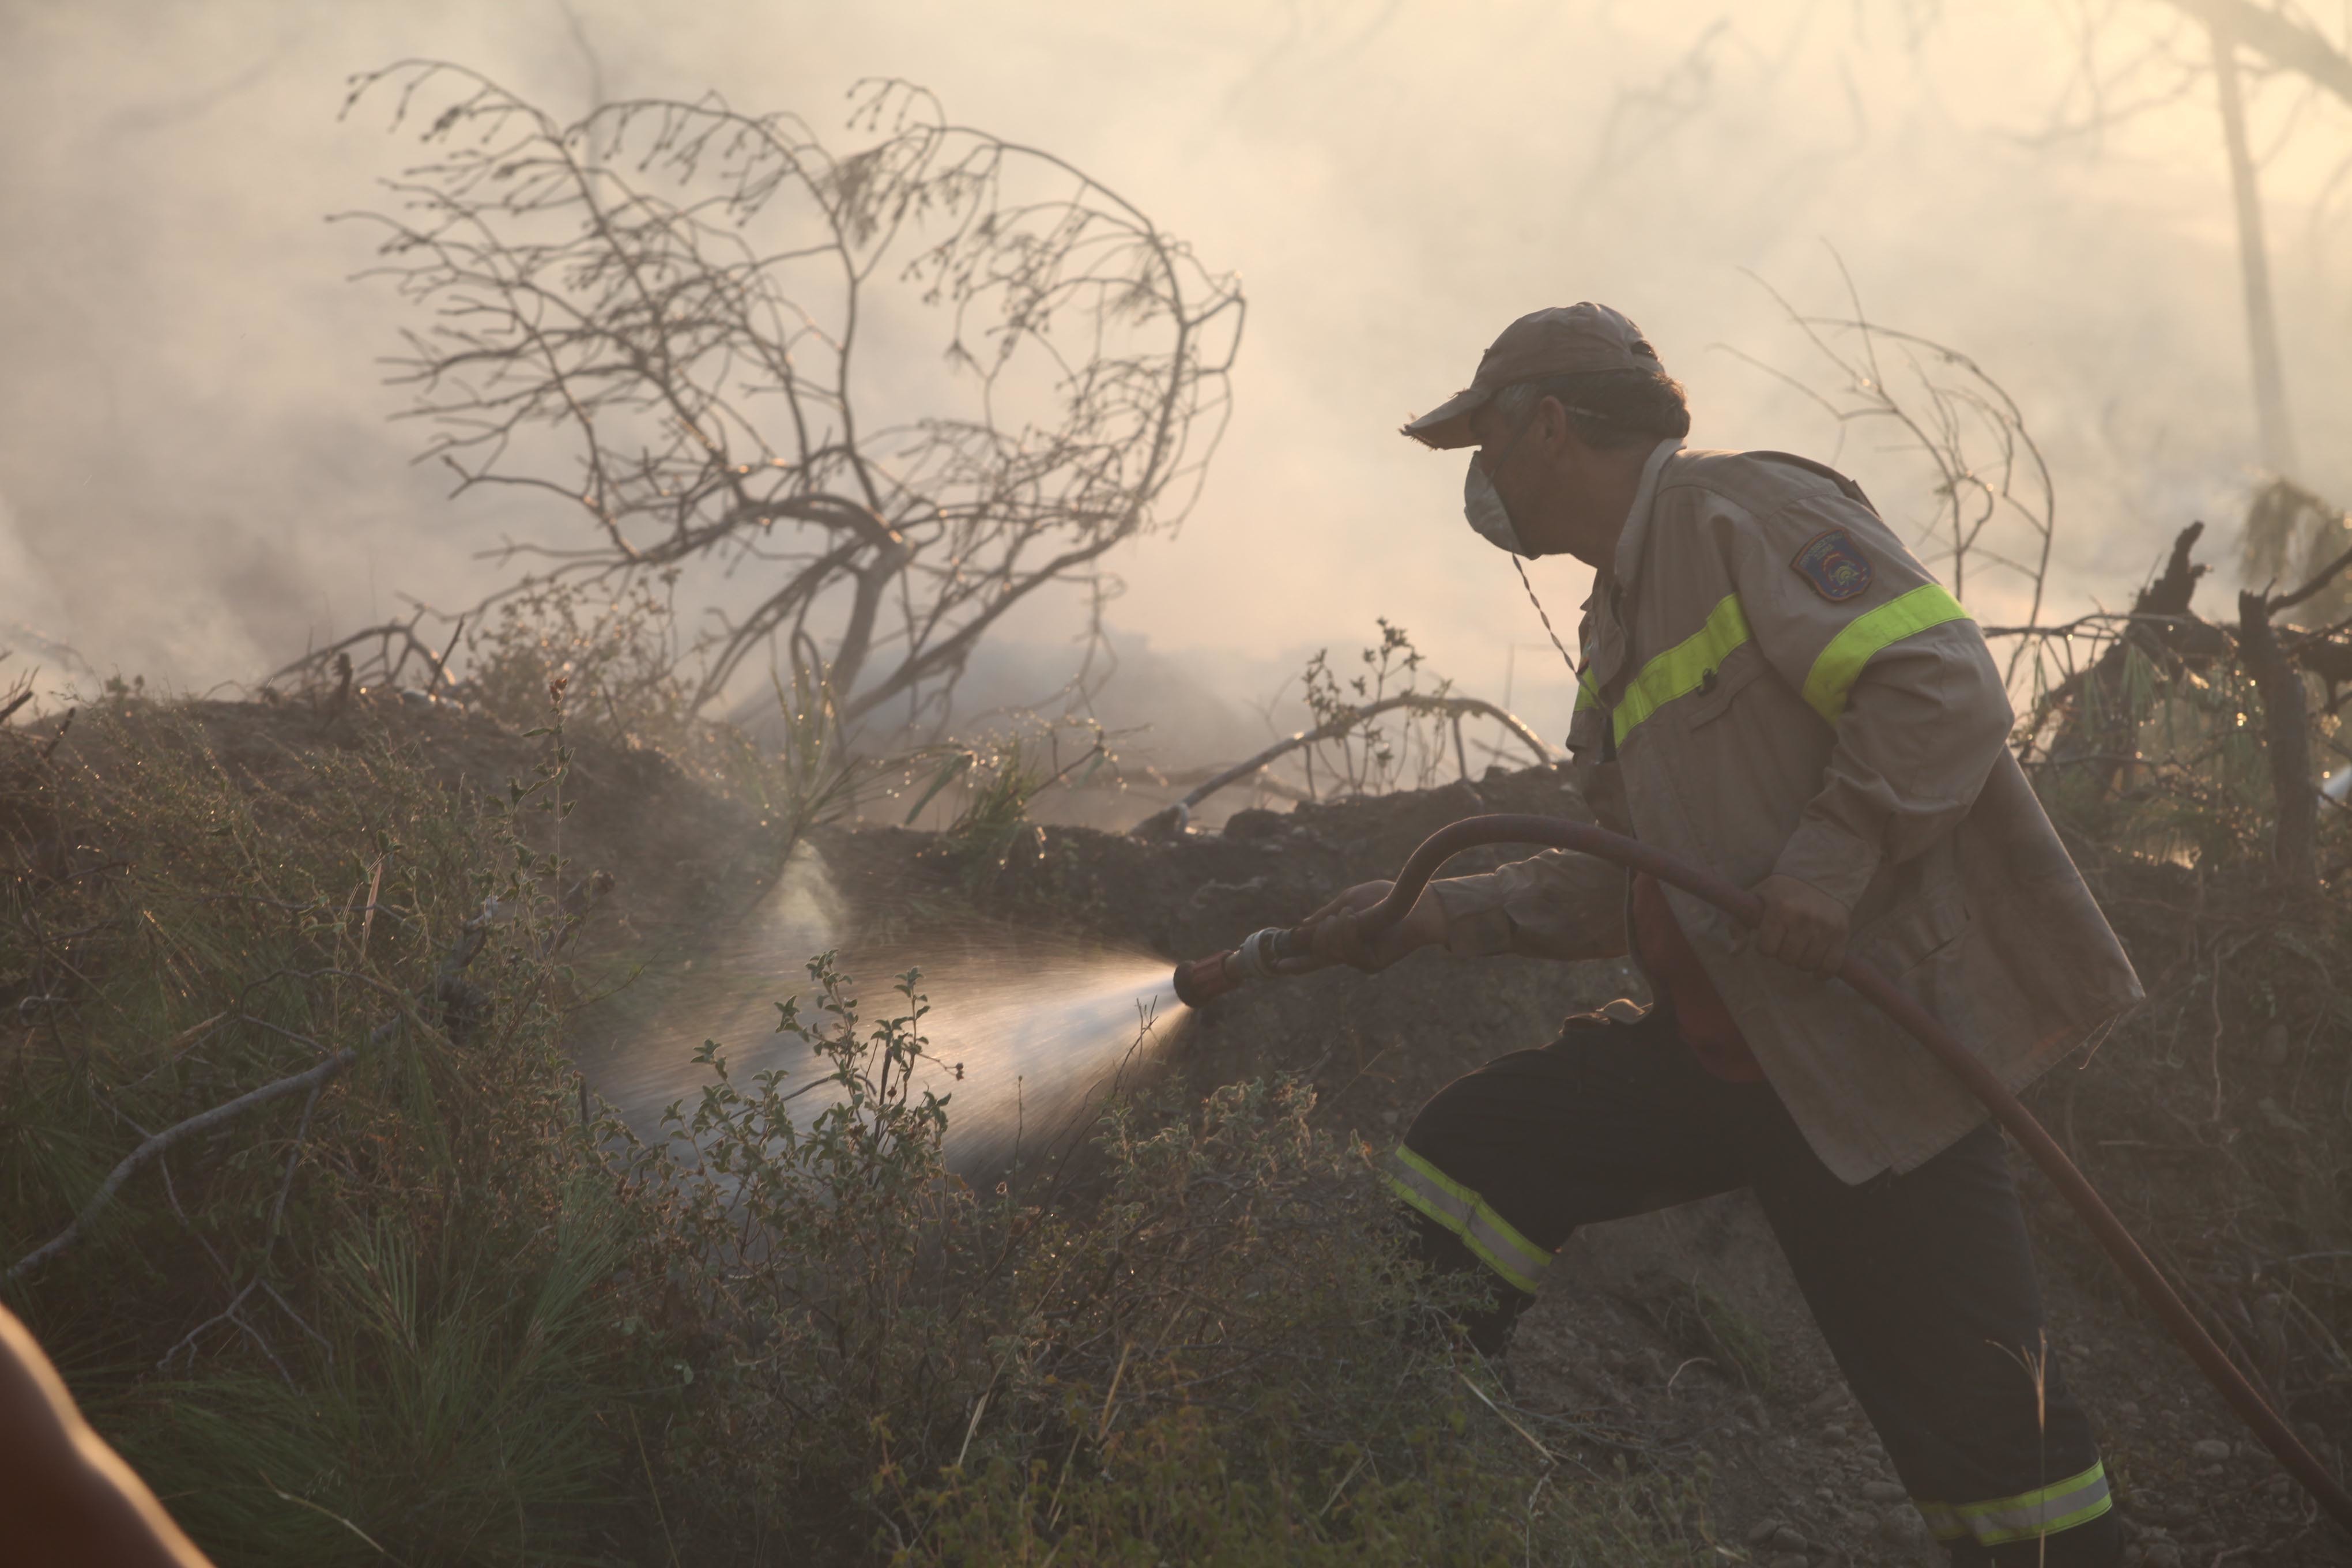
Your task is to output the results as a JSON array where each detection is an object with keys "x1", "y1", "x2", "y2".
[
  {"x1": 2162, "y1": 1, "x2": 2352, "y2": 110},
  {"x1": 2237, "y1": 589, "x2": 2320, "y2": 896},
  {"x1": 2210, "y1": 15, "x2": 2299, "y2": 476}
]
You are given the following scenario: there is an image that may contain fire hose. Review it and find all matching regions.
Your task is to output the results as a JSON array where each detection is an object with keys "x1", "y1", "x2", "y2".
[{"x1": 1172, "y1": 813, "x2": 2352, "y2": 1532}]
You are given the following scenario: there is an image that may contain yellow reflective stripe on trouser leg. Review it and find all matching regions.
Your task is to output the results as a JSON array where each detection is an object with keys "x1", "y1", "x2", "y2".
[
  {"x1": 1799, "y1": 583, "x2": 1972, "y2": 725},
  {"x1": 1384, "y1": 1146, "x2": 1551, "y2": 1295},
  {"x1": 1610, "y1": 594, "x2": 1752, "y2": 748},
  {"x1": 1912, "y1": 1460, "x2": 2113, "y2": 1546}
]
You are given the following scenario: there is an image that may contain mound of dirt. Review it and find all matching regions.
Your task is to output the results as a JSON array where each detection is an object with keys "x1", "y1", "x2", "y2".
[{"x1": 22, "y1": 691, "x2": 777, "y2": 940}]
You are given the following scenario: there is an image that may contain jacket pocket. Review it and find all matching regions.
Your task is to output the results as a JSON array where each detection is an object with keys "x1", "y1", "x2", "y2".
[
  {"x1": 1680, "y1": 642, "x2": 1770, "y2": 729},
  {"x1": 1854, "y1": 889, "x2": 1972, "y2": 979}
]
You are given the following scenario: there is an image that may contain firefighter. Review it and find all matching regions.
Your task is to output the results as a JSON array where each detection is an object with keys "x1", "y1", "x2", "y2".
[{"x1": 1300, "y1": 304, "x2": 2140, "y2": 1566}]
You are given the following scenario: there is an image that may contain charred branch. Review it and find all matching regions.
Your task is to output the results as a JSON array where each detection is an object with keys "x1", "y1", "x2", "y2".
[
  {"x1": 2240, "y1": 587, "x2": 2320, "y2": 896},
  {"x1": 1138, "y1": 694, "x2": 1557, "y2": 834},
  {"x1": 266, "y1": 617, "x2": 458, "y2": 693},
  {"x1": 2029, "y1": 523, "x2": 2223, "y2": 786}
]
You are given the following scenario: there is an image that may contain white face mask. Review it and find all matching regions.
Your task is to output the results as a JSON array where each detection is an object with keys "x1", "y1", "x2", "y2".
[{"x1": 1463, "y1": 457, "x2": 1525, "y2": 556}]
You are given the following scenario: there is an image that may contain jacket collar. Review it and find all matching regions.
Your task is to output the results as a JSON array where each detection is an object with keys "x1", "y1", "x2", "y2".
[{"x1": 1604, "y1": 438, "x2": 1686, "y2": 591}]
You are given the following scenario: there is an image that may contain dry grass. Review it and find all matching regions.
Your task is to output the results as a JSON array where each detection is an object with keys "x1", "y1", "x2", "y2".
[{"x1": 0, "y1": 689, "x2": 1706, "y2": 1564}]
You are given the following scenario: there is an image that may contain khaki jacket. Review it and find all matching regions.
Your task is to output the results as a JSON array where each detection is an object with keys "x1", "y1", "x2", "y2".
[{"x1": 1433, "y1": 442, "x2": 2143, "y2": 1182}]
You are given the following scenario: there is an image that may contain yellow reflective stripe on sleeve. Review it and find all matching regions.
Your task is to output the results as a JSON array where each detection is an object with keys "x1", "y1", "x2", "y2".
[
  {"x1": 1799, "y1": 583, "x2": 1972, "y2": 726},
  {"x1": 1609, "y1": 594, "x2": 1751, "y2": 748},
  {"x1": 1384, "y1": 1146, "x2": 1551, "y2": 1295},
  {"x1": 1912, "y1": 1461, "x2": 2113, "y2": 1547}
]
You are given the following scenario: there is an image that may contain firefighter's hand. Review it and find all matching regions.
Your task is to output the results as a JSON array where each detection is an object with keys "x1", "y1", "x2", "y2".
[
  {"x1": 1748, "y1": 875, "x2": 1848, "y2": 978},
  {"x1": 1298, "y1": 880, "x2": 1446, "y2": 973}
]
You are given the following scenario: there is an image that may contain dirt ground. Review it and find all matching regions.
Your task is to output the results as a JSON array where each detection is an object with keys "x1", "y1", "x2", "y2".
[{"x1": 101, "y1": 693, "x2": 2348, "y2": 1565}]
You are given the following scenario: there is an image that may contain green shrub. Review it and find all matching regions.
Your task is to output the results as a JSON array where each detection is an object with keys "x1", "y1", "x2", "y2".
[{"x1": 623, "y1": 963, "x2": 1701, "y2": 1562}]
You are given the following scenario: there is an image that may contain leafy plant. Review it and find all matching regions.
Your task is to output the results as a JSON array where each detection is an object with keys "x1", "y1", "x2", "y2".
[
  {"x1": 906, "y1": 724, "x2": 1113, "y2": 890},
  {"x1": 465, "y1": 576, "x2": 692, "y2": 750},
  {"x1": 610, "y1": 956, "x2": 1703, "y2": 1563},
  {"x1": 1284, "y1": 619, "x2": 1480, "y2": 800}
]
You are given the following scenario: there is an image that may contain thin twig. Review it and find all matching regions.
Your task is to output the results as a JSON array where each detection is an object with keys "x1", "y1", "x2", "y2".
[
  {"x1": 1455, "y1": 1369, "x2": 1557, "y2": 1465},
  {"x1": 9, "y1": 1047, "x2": 361, "y2": 1285},
  {"x1": 157, "y1": 1077, "x2": 329, "y2": 1375},
  {"x1": 422, "y1": 616, "x2": 465, "y2": 696},
  {"x1": 1156, "y1": 693, "x2": 1555, "y2": 828},
  {"x1": 263, "y1": 1477, "x2": 409, "y2": 1565},
  {"x1": 1316, "y1": 1452, "x2": 1368, "y2": 1520},
  {"x1": 5, "y1": 918, "x2": 489, "y2": 1284},
  {"x1": 2271, "y1": 541, "x2": 2352, "y2": 615},
  {"x1": 2208, "y1": 933, "x2": 2263, "y2": 1121}
]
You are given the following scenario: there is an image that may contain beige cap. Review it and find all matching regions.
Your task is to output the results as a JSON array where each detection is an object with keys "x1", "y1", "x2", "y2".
[{"x1": 1401, "y1": 303, "x2": 1664, "y2": 449}]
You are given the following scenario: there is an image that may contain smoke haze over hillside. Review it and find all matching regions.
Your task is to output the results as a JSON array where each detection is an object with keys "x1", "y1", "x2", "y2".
[{"x1": 4, "y1": 0, "x2": 2349, "y2": 756}]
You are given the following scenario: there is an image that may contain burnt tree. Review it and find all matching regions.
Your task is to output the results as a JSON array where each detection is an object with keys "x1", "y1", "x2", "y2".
[
  {"x1": 2245, "y1": 535, "x2": 2352, "y2": 898},
  {"x1": 341, "y1": 63, "x2": 1243, "y2": 728}
]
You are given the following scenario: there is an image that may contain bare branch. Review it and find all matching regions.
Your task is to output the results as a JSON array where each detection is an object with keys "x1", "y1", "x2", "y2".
[
  {"x1": 266, "y1": 617, "x2": 455, "y2": 692},
  {"x1": 2156, "y1": 0, "x2": 2352, "y2": 107},
  {"x1": 1729, "y1": 263, "x2": 2057, "y2": 674},
  {"x1": 2270, "y1": 540, "x2": 2352, "y2": 615},
  {"x1": 1147, "y1": 694, "x2": 1556, "y2": 832},
  {"x1": 340, "y1": 63, "x2": 1244, "y2": 727},
  {"x1": 6, "y1": 1045, "x2": 357, "y2": 1285},
  {"x1": 5, "y1": 915, "x2": 491, "y2": 1285}
]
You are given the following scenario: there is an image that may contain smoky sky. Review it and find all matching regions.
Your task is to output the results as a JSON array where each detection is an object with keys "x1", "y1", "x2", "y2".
[{"x1": 2, "y1": 0, "x2": 2347, "y2": 744}]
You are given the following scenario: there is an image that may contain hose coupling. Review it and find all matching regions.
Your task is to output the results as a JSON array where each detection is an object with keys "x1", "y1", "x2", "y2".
[{"x1": 1171, "y1": 926, "x2": 1305, "y2": 1008}]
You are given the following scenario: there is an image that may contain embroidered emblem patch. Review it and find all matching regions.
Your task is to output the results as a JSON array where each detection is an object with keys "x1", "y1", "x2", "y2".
[{"x1": 1790, "y1": 528, "x2": 1872, "y2": 602}]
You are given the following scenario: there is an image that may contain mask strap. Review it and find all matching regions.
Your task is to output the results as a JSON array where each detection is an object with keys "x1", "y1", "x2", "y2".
[
  {"x1": 1511, "y1": 555, "x2": 1613, "y2": 762},
  {"x1": 1510, "y1": 555, "x2": 1582, "y2": 687}
]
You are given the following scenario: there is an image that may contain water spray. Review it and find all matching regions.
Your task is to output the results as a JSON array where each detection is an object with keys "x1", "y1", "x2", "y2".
[{"x1": 1172, "y1": 812, "x2": 2352, "y2": 1533}]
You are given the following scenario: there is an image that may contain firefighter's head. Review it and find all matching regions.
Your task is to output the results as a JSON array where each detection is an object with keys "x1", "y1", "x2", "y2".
[{"x1": 1403, "y1": 304, "x2": 1689, "y2": 568}]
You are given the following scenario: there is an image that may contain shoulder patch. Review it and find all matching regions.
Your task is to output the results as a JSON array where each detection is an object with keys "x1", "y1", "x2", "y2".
[{"x1": 1790, "y1": 528, "x2": 1872, "y2": 602}]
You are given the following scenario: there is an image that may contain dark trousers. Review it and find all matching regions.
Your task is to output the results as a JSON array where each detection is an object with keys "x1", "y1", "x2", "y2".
[{"x1": 1389, "y1": 1008, "x2": 2120, "y2": 1567}]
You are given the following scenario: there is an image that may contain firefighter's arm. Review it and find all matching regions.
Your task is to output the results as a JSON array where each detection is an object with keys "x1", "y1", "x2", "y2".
[
  {"x1": 1427, "y1": 849, "x2": 1631, "y2": 962},
  {"x1": 1405, "y1": 705, "x2": 1635, "y2": 964},
  {"x1": 0, "y1": 1303, "x2": 216, "y2": 1567},
  {"x1": 1306, "y1": 707, "x2": 1630, "y2": 968},
  {"x1": 1298, "y1": 877, "x2": 1445, "y2": 970},
  {"x1": 1301, "y1": 849, "x2": 1629, "y2": 971},
  {"x1": 1738, "y1": 495, "x2": 2012, "y2": 912}
]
